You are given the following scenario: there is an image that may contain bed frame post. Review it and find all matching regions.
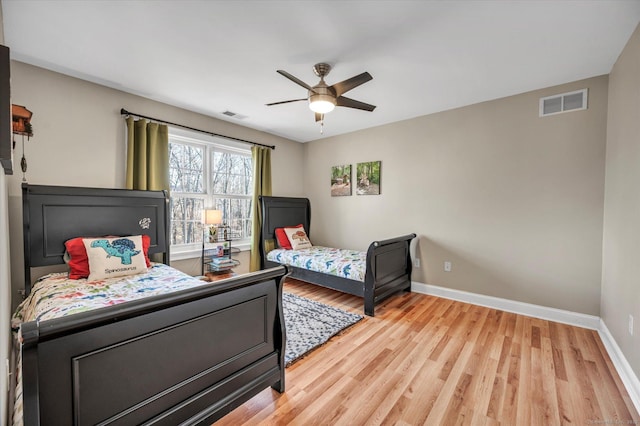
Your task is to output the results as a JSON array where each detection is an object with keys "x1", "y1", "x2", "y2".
[
  {"x1": 363, "y1": 286, "x2": 375, "y2": 317},
  {"x1": 22, "y1": 183, "x2": 32, "y2": 296},
  {"x1": 271, "y1": 273, "x2": 287, "y2": 392},
  {"x1": 161, "y1": 189, "x2": 170, "y2": 264},
  {"x1": 21, "y1": 333, "x2": 40, "y2": 426}
]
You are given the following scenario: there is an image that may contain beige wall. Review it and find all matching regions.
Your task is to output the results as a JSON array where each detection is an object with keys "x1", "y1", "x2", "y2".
[
  {"x1": 304, "y1": 75, "x2": 608, "y2": 315},
  {"x1": 7, "y1": 61, "x2": 304, "y2": 305},
  {"x1": 602, "y1": 24, "x2": 640, "y2": 378}
]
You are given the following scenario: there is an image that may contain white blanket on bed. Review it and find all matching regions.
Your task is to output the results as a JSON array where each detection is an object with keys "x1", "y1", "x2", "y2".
[{"x1": 267, "y1": 246, "x2": 366, "y2": 282}]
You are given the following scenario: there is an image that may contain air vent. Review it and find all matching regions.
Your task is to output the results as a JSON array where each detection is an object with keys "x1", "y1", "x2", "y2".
[
  {"x1": 222, "y1": 110, "x2": 247, "y2": 120},
  {"x1": 539, "y1": 89, "x2": 588, "y2": 117}
]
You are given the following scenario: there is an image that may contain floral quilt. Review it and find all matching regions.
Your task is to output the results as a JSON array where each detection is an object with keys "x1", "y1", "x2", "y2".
[
  {"x1": 11, "y1": 263, "x2": 209, "y2": 426},
  {"x1": 267, "y1": 246, "x2": 366, "y2": 282}
]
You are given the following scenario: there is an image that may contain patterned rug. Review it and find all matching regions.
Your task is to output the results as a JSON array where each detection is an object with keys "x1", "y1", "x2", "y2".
[{"x1": 284, "y1": 292, "x2": 364, "y2": 366}]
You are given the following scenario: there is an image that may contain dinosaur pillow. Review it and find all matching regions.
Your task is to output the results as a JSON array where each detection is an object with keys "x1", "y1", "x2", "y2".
[
  {"x1": 65, "y1": 234, "x2": 151, "y2": 279},
  {"x1": 283, "y1": 226, "x2": 312, "y2": 250},
  {"x1": 83, "y1": 235, "x2": 148, "y2": 282}
]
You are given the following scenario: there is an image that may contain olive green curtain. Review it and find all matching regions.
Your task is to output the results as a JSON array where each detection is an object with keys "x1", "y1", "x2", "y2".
[
  {"x1": 125, "y1": 116, "x2": 169, "y2": 191},
  {"x1": 250, "y1": 146, "x2": 272, "y2": 272}
]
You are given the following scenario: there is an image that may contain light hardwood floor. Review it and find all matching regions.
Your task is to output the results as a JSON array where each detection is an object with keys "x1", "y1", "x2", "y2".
[{"x1": 216, "y1": 279, "x2": 639, "y2": 425}]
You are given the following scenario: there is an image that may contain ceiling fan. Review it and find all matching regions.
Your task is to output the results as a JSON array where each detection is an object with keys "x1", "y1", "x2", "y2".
[{"x1": 266, "y1": 63, "x2": 376, "y2": 127}]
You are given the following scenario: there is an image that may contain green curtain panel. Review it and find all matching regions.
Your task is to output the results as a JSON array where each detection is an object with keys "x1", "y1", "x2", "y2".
[
  {"x1": 125, "y1": 116, "x2": 169, "y2": 191},
  {"x1": 250, "y1": 145, "x2": 272, "y2": 271}
]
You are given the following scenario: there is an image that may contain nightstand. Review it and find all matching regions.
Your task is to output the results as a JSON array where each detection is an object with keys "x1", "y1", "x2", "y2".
[{"x1": 202, "y1": 225, "x2": 240, "y2": 276}]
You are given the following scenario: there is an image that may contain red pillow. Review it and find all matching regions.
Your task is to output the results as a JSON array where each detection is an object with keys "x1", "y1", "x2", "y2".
[
  {"x1": 65, "y1": 234, "x2": 151, "y2": 279},
  {"x1": 275, "y1": 224, "x2": 304, "y2": 250}
]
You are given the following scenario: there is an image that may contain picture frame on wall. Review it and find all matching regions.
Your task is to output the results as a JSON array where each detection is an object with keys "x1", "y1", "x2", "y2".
[
  {"x1": 356, "y1": 161, "x2": 381, "y2": 195},
  {"x1": 330, "y1": 164, "x2": 352, "y2": 196}
]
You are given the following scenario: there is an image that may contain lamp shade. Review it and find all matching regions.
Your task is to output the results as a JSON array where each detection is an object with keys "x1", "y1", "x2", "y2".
[
  {"x1": 204, "y1": 209, "x2": 223, "y2": 225},
  {"x1": 308, "y1": 93, "x2": 336, "y2": 114}
]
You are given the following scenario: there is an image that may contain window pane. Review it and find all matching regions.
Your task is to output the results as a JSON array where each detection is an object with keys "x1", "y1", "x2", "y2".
[
  {"x1": 169, "y1": 143, "x2": 204, "y2": 193},
  {"x1": 211, "y1": 151, "x2": 252, "y2": 196},
  {"x1": 170, "y1": 197, "x2": 204, "y2": 245}
]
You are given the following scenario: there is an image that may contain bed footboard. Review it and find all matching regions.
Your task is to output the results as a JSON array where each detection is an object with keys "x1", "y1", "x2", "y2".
[
  {"x1": 364, "y1": 233, "x2": 417, "y2": 316},
  {"x1": 20, "y1": 267, "x2": 287, "y2": 426}
]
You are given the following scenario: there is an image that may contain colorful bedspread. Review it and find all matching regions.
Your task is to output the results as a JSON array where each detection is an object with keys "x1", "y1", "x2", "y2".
[
  {"x1": 11, "y1": 263, "x2": 208, "y2": 426},
  {"x1": 267, "y1": 246, "x2": 366, "y2": 282},
  {"x1": 12, "y1": 263, "x2": 206, "y2": 328}
]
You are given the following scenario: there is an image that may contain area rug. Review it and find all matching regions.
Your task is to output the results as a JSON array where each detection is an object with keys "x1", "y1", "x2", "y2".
[{"x1": 283, "y1": 292, "x2": 364, "y2": 366}]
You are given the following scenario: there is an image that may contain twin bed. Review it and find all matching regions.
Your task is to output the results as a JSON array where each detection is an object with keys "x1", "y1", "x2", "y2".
[
  {"x1": 259, "y1": 196, "x2": 416, "y2": 316},
  {"x1": 12, "y1": 185, "x2": 415, "y2": 425},
  {"x1": 14, "y1": 184, "x2": 287, "y2": 425}
]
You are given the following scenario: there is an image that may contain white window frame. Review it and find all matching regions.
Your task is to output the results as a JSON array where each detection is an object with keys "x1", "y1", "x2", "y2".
[{"x1": 169, "y1": 127, "x2": 252, "y2": 261}]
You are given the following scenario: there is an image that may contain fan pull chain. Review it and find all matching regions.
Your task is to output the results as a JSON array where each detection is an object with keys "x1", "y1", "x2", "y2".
[{"x1": 320, "y1": 117, "x2": 324, "y2": 134}]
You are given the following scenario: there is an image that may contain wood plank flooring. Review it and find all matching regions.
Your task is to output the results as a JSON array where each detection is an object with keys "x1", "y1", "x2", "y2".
[{"x1": 215, "y1": 279, "x2": 639, "y2": 425}]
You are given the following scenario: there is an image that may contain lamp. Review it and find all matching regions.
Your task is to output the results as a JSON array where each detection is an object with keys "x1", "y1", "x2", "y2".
[
  {"x1": 308, "y1": 93, "x2": 336, "y2": 114},
  {"x1": 203, "y1": 209, "x2": 222, "y2": 243}
]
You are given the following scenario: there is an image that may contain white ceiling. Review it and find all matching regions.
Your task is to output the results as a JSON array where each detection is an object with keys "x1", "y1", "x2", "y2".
[{"x1": 2, "y1": 1, "x2": 640, "y2": 143}]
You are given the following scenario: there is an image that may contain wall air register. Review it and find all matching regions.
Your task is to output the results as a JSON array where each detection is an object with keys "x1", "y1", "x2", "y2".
[{"x1": 539, "y1": 88, "x2": 588, "y2": 117}]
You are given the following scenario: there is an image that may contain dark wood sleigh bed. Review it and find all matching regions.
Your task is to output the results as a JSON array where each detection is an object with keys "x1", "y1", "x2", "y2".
[
  {"x1": 17, "y1": 184, "x2": 287, "y2": 426},
  {"x1": 259, "y1": 196, "x2": 416, "y2": 316}
]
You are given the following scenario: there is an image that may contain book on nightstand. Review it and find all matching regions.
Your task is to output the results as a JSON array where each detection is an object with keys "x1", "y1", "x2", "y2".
[{"x1": 209, "y1": 258, "x2": 236, "y2": 267}]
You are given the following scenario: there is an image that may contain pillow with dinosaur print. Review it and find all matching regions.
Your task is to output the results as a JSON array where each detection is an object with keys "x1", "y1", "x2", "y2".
[
  {"x1": 83, "y1": 235, "x2": 148, "y2": 282},
  {"x1": 283, "y1": 226, "x2": 313, "y2": 250},
  {"x1": 65, "y1": 234, "x2": 151, "y2": 279}
]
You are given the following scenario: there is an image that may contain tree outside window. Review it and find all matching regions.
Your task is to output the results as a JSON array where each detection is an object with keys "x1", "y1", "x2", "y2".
[{"x1": 169, "y1": 133, "x2": 252, "y2": 250}]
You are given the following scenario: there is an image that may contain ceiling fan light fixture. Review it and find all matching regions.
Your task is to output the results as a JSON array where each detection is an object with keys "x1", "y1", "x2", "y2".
[{"x1": 308, "y1": 94, "x2": 335, "y2": 114}]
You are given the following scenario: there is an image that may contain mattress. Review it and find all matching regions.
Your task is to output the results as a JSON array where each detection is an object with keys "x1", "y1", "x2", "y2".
[
  {"x1": 11, "y1": 263, "x2": 209, "y2": 426},
  {"x1": 267, "y1": 246, "x2": 366, "y2": 282}
]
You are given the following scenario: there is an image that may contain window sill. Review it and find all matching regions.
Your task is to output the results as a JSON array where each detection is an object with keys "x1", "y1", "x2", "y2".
[{"x1": 170, "y1": 241, "x2": 251, "y2": 262}]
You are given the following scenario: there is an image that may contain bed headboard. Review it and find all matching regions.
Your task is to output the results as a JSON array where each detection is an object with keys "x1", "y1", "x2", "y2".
[
  {"x1": 22, "y1": 183, "x2": 170, "y2": 295},
  {"x1": 259, "y1": 196, "x2": 310, "y2": 268}
]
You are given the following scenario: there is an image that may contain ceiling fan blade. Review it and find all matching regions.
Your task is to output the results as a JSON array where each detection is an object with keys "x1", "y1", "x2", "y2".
[
  {"x1": 331, "y1": 72, "x2": 373, "y2": 97},
  {"x1": 277, "y1": 70, "x2": 317, "y2": 93},
  {"x1": 266, "y1": 98, "x2": 307, "y2": 106},
  {"x1": 336, "y1": 96, "x2": 376, "y2": 111},
  {"x1": 315, "y1": 112, "x2": 324, "y2": 122}
]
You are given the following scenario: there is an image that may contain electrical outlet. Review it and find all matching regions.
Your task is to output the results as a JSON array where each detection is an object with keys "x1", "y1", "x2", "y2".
[
  {"x1": 414, "y1": 258, "x2": 420, "y2": 268},
  {"x1": 444, "y1": 261, "x2": 452, "y2": 272},
  {"x1": 629, "y1": 315, "x2": 634, "y2": 336}
]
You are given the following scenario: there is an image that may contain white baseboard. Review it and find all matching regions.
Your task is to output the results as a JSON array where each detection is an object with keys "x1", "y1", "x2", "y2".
[
  {"x1": 598, "y1": 320, "x2": 640, "y2": 414},
  {"x1": 410, "y1": 281, "x2": 639, "y2": 414},
  {"x1": 411, "y1": 281, "x2": 600, "y2": 329}
]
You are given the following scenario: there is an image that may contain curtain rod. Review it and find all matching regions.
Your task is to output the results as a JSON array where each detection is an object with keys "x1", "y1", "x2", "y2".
[{"x1": 120, "y1": 108, "x2": 275, "y2": 150}]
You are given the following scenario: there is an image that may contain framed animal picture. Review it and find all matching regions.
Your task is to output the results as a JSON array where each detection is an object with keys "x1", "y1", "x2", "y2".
[
  {"x1": 356, "y1": 161, "x2": 381, "y2": 195},
  {"x1": 331, "y1": 164, "x2": 352, "y2": 196}
]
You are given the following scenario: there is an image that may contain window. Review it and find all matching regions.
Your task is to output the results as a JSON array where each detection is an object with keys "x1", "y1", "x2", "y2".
[{"x1": 169, "y1": 129, "x2": 253, "y2": 256}]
